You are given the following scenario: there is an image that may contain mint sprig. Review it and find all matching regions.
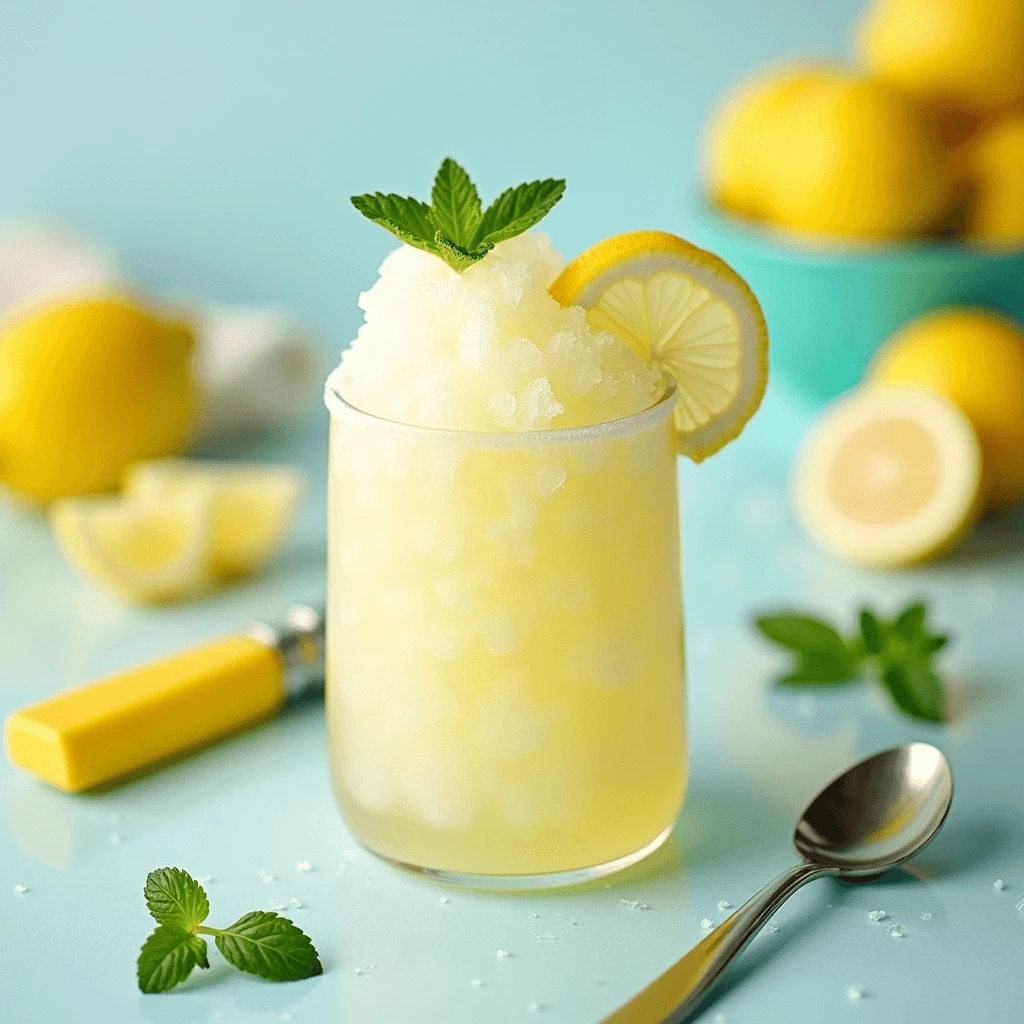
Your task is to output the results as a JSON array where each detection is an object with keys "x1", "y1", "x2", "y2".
[
  {"x1": 754, "y1": 600, "x2": 949, "y2": 722},
  {"x1": 137, "y1": 868, "x2": 322, "y2": 993},
  {"x1": 351, "y1": 157, "x2": 566, "y2": 272}
]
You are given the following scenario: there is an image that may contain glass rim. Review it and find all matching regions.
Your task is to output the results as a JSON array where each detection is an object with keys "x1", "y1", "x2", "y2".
[{"x1": 324, "y1": 368, "x2": 678, "y2": 448}]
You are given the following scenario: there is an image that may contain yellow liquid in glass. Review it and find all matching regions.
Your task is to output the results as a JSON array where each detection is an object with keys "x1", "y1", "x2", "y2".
[{"x1": 326, "y1": 395, "x2": 686, "y2": 877}]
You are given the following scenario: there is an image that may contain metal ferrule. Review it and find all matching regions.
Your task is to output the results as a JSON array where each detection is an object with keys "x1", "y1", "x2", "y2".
[{"x1": 246, "y1": 603, "x2": 325, "y2": 698}]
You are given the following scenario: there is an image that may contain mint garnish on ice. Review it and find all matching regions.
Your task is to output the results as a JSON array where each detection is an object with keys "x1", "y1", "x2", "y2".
[{"x1": 351, "y1": 158, "x2": 565, "y2": 272}]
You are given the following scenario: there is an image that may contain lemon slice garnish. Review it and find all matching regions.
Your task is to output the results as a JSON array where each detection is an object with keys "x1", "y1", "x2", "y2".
[
  {"x1": 794, "y1": 387, "x2": 984, "y2": 567},
  {"x1": 51, "y1": 489, "x2": 211, "y2": 603},
  {"x1": 123, "y1": 460, "x2": 304, "y2": 579},
  {"x1": 549, "y1": 230, "x2": 769, "y2": 461}
]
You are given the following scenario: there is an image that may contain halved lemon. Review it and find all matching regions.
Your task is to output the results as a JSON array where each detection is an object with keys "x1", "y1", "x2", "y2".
[
  {"x1": 123, "y1": 460, "x2": 304, "y2": 578},
  {"x1": 794, "y1": 387, "x2": 984, "y2": 567},
  {"x1": 51, "y1": 490, "x2": 211, "y2": 603},
  {"x1": 549, "y1": 230, "x2": 769, "y2": 461}
]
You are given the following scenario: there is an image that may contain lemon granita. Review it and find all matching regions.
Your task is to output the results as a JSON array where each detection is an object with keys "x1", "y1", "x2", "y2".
[
  {"x1": 335, "y1": 231, "x2": 665, "y2": 431},
  {"x1": 327, "y1": 159, "x2": 766, "y2": 883}
]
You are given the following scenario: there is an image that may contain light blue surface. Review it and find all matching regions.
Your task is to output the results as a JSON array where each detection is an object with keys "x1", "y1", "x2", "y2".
[
  {"x1": 2, "y1": 1, "x2": 1024, "y2": 1022},
  {"x1": 684, "y1": 200, "x2": 1024, "y2": 406}
]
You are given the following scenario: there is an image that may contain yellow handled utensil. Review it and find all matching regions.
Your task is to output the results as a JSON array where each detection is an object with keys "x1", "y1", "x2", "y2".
[{"x1": 4, "y1": 604, "x2": 324, "y2": 793}]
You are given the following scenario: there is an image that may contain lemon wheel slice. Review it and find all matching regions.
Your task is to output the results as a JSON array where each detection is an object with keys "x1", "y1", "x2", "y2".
[
  {"x1": 549, "y1": 230, "x2": 769, "y2": 461},
  {"x1": 51, "y1": 490, "x2": 211, "y2": 603},
  {"x1": 794, "y1": 387, "x2": 984, "y2": 567},
  {"x1": 123, "y1": 460, "x2": 304, "y2": 579}
]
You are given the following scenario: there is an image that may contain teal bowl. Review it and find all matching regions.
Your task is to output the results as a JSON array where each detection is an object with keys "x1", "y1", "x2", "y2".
[{"x1": 682, "y1": 197, "x2": 1024, "y2": 407}]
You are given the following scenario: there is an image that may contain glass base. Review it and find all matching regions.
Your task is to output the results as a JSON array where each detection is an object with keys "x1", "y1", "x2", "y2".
[{"x1": 370, "y1": 824, "x2": 674, "y2": 892}]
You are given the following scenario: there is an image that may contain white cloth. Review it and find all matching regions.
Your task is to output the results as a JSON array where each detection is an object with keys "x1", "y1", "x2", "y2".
[{"x1": 0, "y1": 222, "x2": 320, "y2": 439}]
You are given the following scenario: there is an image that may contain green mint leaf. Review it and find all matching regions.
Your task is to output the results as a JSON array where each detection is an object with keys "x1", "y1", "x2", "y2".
[
  {"x1": 137, "y1": 925, "x2": 208, "y2": 993},
  {"x1": 859, "y1": 608, "x2": 884, "y2": 655},
  {"x1": 756, "y1": 614, "x2": 854, "y2": 661},
  {"x1": 213, "y1": 911, "x2": 323, "y2": 982},
  {"x1": 430, "y1": 158, "x2": 482, "y2": 249},
  {"x1": 778, "y1": 653, "x2": 860, "y2": 687},
  {"x1": 892, "y1": 602, "x2": 927, "y2": 641},
  {"x1": 144, "y1": 868, "x2": 209, "y2": 930},
  {"x1": 433, "y1": 232, "x2": 492, "y2": 272},
  {"x1": 921, "y1": 634, "x2": 949, "y2": 655},
  {"x1": 474, "y1": 178, "x2": 566, "y2": 248},
  {"x1": 880, "y1": 663, "x2": 945, "y2": 723},
  {"x1": 350, "y1": 192, "x2": 440, "y2": 256}
]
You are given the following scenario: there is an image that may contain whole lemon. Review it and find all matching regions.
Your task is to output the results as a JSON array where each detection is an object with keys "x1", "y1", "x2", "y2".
[
  {"x1": 856, "y1": 0, "x2": 1024, "y2": 115},
  {"x1": 868, "y1": 308, "x2": 1024, "y2": 510},
  {"x1": 961, "y1": 115, "x2": 1024, "y2": 246},
  {"x1": 0, "y1": 295, "x2": 198, "y2": 503},
  {"x1": 703, "y1": 64, "x2": 841, "y2": 220},
  {"x1": 758, "y1": 72, "x2": 955, "y2": 238}
]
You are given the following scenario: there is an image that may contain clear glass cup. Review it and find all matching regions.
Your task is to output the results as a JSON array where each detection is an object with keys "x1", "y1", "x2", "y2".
[{"x1": 324, "y1": 375, "x2": 687, "y2": 888}]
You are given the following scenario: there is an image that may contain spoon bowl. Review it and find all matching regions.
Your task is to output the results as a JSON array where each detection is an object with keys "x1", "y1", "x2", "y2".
[{"x1": 794, "y1": 742, "x2": 954, "y2": 875}]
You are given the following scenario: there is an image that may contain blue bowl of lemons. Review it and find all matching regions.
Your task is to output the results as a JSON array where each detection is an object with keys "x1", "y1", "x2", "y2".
[{"x1": 683, "y1": 197, "x2": 1024, "y2": 408}]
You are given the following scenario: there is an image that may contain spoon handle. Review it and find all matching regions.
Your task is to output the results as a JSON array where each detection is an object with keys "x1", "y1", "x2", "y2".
[{"x1": 600, "y1": 862, "x2": 830, "y2": 1024}]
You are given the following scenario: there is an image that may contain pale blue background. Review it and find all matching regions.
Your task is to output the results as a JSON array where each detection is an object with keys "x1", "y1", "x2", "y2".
[{"x1": 2, "y1": 2, "x2": 1023, "y2": 1022}]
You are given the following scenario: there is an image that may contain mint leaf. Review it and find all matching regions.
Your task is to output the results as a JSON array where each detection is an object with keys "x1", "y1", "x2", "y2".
[
  {"x1": 757, "y1": 613, "x2": 860, "y2": 687},
  {"x1": 892, "y1": 602, "x2": 927, "y2": 640},
  {"x1": 881, "y1": 663, "x2": 945, "y2": 722},
  {"x1": 350, "y1": 192, "x2": 441, "y2": 256},
  {"x1": 137, "y1": 925, "x2": 208, "y2": 993},
  {"x1": 144, "y1": 868, "x2": 209, "y2": 930},
  {"x1": 213, "y1": 911, "x2": 323, "y2": 982},
  {"x1": 474, "y1": 178, "x2": 566, "y2": 248},
  {"x1": 859, "y1": 608, "x2": 884, "y2": 654},
  {"x1": 433, "y1": 232, "x2": 492, "y2": 273},
  {"x1": 430, "y1": 158, "x2": 482, "y2": 249},
  {"x1": 779, "y1": 654, "x2": 860, "y2": 687}
]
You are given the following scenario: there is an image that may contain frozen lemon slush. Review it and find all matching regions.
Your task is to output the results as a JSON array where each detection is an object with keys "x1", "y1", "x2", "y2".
[{"x1": 326, "y1": 234, "x2": 687, "y2": 878}]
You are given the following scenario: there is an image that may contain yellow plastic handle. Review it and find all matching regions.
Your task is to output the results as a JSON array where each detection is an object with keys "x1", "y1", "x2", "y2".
[{"x1": 4, "y1": 634, "x2": 286, "y2": 792}]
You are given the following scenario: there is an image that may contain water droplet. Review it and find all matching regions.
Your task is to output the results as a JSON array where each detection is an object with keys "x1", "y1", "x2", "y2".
[{"x1": 847, "y1": 985, "x2": 865, "y2": 1002}]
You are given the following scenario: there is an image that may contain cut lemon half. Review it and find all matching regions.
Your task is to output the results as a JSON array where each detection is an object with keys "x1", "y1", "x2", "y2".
[
  {"x1": 51, "y1": 490, "x2": 211, "y2": 603},
  {"x1": 549, "y1": 230, "x2": 769, "y2": 461},
  {"x1": 794, "y1": 387, "x2": 983, "y2": 567},
  {"x1": 123, "y1": 460, "x2": 304, "y2": 579}
]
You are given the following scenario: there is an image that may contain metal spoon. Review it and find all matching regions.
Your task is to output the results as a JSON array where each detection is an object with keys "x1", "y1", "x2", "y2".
[{"x1": 601, "y1": 742, "x2": 954, "y2": 1024}]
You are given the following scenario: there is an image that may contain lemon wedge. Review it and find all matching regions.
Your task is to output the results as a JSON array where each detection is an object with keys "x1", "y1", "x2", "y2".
[
  {"x1": 123, "y1": 460, "x2": 304, "y2": 579},
  {"x1": 549, "y1": 230, "x2": 769, "y2": 461},
  {"x1": 51, "y1": 490, "x2": 211, "y2": 604},
  {"x1": 794, "y1": 387, "x2": 984, "y2": 567}
]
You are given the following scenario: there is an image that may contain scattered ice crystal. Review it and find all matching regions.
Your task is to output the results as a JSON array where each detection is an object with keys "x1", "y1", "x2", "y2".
[
  {"x1": 1016, "y1": 896, "x2": 1024, "y2": 912},
  {"x1": 527, "y1": 1002, "x2": 544, "y2": 1012},
  {"x1": 717, "y1": 900, "x2": 731, "y2": 911},
  {"x1": 867, "y1": 910, "x2": 887, "y2": 922},
  {"x1": 570, "y1": 919, "x2": 578, "y2": 927},
  {"x1": 536, "y1": 934, "x2": 558, "y2": 941},
  {"x1": 267, "y1": 900, "x2": 286, "y2": 911},
  {"x1": 921, "y1": 912, "x2": 933, "y2": 920},
  {"x1": 530, "y1": 912, "x2": 539, "y2": 919},
  {"x1": 295, "y1": 861, "x2": 312, "y2": 872},
  {"x1": 440, "y1": 897, "x2": 450, "y2": 905},
  {"x1": 260, "y1": 870, "x2": 278, "y2": 883},
  {"x1": 288, "y1": 898, "x2": 303, "y2": 909},
  {"x1": 108, "y1": 812, "x2": 120, "y2": 823},
  {"x1": 13, "y1": 884, "x2": 27, "y2": 894},
  {"x1": 496, "y1": 950, "x2": 511, "y2": 958},
  {"x1": 196, "y1": 875, "x2": 213, "y2": 884},
  {"x1": 764, "y1": 923, "x2": 779, "y2": 933},
  {"x1": 109, "y1": 833, "x2": 122, "y2": 845},
  {"x1": 700, "y1": 918, "x2": 714, "y2": 931},
  {"x1": 889, "y1": 924, "x2": 906, "y2": 938},
  {"x1": 847, "y1": 985, "x2": 865, "y2": 1002},
  {"x1": 343, "y1": 849, "x2": 357, "y2": 861},
  {"x1": 470, "y1": 979, "x2": 484, "y2": 987},
  {"x1": 994, "y1": 879, "x2": 1008, "y2": 890},
  {"x1": 619, "y1": 899, "x2": 642, "y2": 909}
]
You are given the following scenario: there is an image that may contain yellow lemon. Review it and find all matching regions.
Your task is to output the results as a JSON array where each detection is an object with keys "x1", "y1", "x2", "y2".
[
  {"x1": 795, "y1": 386, "x2": 983, "y2": 567},
  {"x1": 759, "y1": 72, "x2": 955, "y2": 238},
  {"x1": 51, "y1": 488, "x2": 211, "y2": 604},
  {"x1": 550, "y1": 231, "x2": 768, "y2": 461},
  {"x1": 123, "y1": 459, "x2": 304, "y2": 579},
  {"x1": 856, "y1": 0, "x2": 1024, "y2": 116},
  {"x1": 703, "y1": 63, "x2": 840, "y2": 220},
  {"x1": 961, "y1": 115, "x2": 1024, "y2": 246},
  {"x1": 869, "y1": 308, "x2": 1024, "y2": 510},
  {"x1": 0, "y1": 295, "x2": 198, "y2": 503}
]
